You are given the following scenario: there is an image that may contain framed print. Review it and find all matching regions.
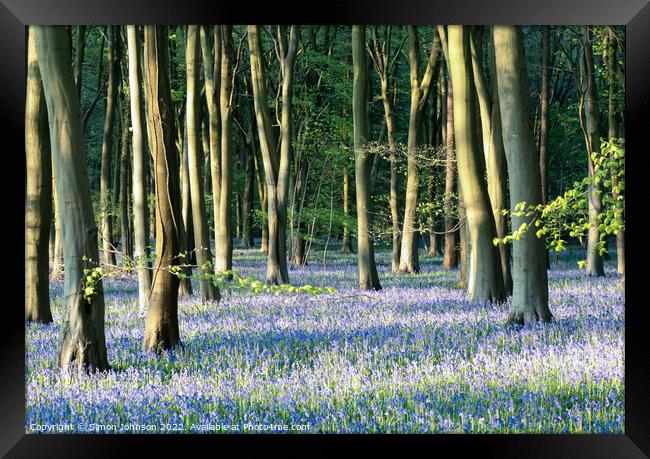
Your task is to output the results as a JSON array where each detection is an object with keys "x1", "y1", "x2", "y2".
[{"x1": 3, "y1": 0, "x2": 649, "y2": 456}]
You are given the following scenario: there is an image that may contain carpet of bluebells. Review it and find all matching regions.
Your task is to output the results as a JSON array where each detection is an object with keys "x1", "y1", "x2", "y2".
[{"x1": 26, "y1": 243, "x2": 624, "y2": 433}]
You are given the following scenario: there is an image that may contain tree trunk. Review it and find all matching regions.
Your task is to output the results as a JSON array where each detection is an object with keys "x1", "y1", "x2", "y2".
[
  {"x1": 215, "y1": 25, "x2": 234, "y2": 274},
  {"x1": 51, "y1": 178, "x2": 64, "y2": 278},
  {"x1": 247, "y1": 25, "x2": 298, "y2": 285},
  {"x1": 291, "y1": 150, "x2": 308, "y2": 265},
  {"x1": 252, "y1": 143, "x2": 268, "y2": 253},
  {"x1": 26, "y1": 27, "x2": 53, "y2": 323},
  {"x1": 73, "y1": 26, "x2": 86, "y2": 99},
  {"x1": 178, "y1": 121, "x2": 194, "y2": 298},
  {"x1": 539, "y1": 26, "x2": 551, "y2": 270},
  {"x1": 118, "y1": 98, "x2": 131, "y2": 260},
  {"x1": 469, "y1": 26, "x2": 512, "y2": 294},
  {"x1": 342, "y1": 169, "x2": 353, "y2": 253},
  {"x1": 447, "y1": 25, "x2": 506, "y2": 302},
  {"x1": 494, "y1": 25, "x2": 552, "y2": 324},
  {"x1": 200, "y1": 26, "x2": 223, "y2": 265},
  {"x1": 186, "y1": 26, "x2": 220, "y2": 301},
  {"x1": 443, "y1": 73, "x2": 458, "y2": 270},
  {"x1": 581, "y1": 26, "x2": 605, "y2": 277},
  {"x1": 99, "y1": 26, "x2": 120, "y2": 267},
  {"x1": 352, "y1": 25, "x2": 381, "y2": 291},
  {"x1": 241, "y1": 136, "x2": 255, "y2": 248},
  {"x1": 607, "y1": 26, "x2": 624, "y2": 276},
  {"x1": 36, "y1": 25, "x2": 110, "y2": 371},
  {"x1": 141, "y1": 26, "x2": 182, "y2": 352},
  {"x1": 126, "y1": 25, "x2": 152, "y2": 316},
  {"x1": 382, "y1": 81, "x2": 401, "y2": 271},
  {"x1": 398, "y1": 27, "x2": 440, "y2": 273}
]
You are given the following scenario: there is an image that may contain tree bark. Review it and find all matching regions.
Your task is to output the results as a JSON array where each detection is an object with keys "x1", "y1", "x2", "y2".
[
  {"x1": 494, "y1": 25, "x2": 552, "y2": 324},
  {"x1": 581, "y1": 26, "x2": 605, "y2": 277},
  {"x1": 73, "y1": 26, "x2": 86, "y2": 99},
  {"x1": 186, "y1": 26, "x2": 220, "y2": 301},
  {"x1": 443, "y1": 72, "x2": 458, "y2": 270},
  {"x1": 126, "y1": 25, "x2": 152, "y2": 316},
  {"x1": 26, "y1": 27, "x2": 53, "y2": 323},
  {"x1": 178, "y1": 120, "x2": 194, "y2": 298},
  {"x1": 118, "y1": 96, "x2": 132, "y2": 259},
  {"x1": 247, "y1": 25, "x2": 298, "y2": 285},
  {"x1": 200, "y1": 26, "x2": 223, "y2": 263},
  {"x1": 241, "y1": 134, "x2": 255, "y2": 248},
  {"x1": 99, "y1": 26, "x2": 120, "y2": 267},
  {"x1": 447, "y1": 25, "x2": 506, "y2": 302},
  {"x1": 36, "y1": 25, "x2": 110, "y2": 370},
  {"x1": 352, "y1": 25, "x2": 381, "y2": 291},
  {"x1": 607, "y1": 26, "x2": 624, "y2": 276},
  {"x1": 367, "y1": 26, "x2": 401, "y2": 272},
  {"x1": 51, "y1": 178, "x2": 64, "y2": 278},
  {"x1": 399, "y1": 27, "x2": 440, "y2": 274},
  {"x1": 539, "y1": 26, "x2": 551, "y2": 270},
  {"x1": 469, "y1": 26, "x2": 512, "y2": 294},
  {"x1": 341, "y1": 169, "x2": 353, "y2": 253},
  {"x1": 215, "y1": 25, "x2": 235, "y2": 274},
  {"x1": 142, "y1": 26, "x2": 183, "y2": 352}
]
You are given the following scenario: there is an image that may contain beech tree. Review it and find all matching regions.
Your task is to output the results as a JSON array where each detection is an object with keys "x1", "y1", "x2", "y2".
[
  {"x1": 398, "y1": 26, "x2": 441, "y2": 274},
  {"x1": 366, "y1": 26, "x2": 402, "y2": 272},
  {"x1": 447, "y1": 25, "x2": 506, "y2": 302},
  {"x1": 26, "y1": 27, "x2": 53, "y2": 323},
  {"x1": 493, "y1": 25, "x2": 552, "y2": 324},
  {"x1": 469, "y1": 26, "x2": 512, "y2": 294},
  {"x1": 126, "y1": 25, "x2": 152, "y2": 315},
  {"x1": 186, "y1": 25, "x2": 220, "y2": 300},
  {"x1": 36, "y1": 25, "x2": 110, "y2": 370},
  {"x1": 99, "y1": 26, "x2": 120, "y2": 266},
  {"x1": 579, "y1": 26, "x2": 605, "y2": 277},
  {"x1": 247, "y1": 25, "x2": 299, "y2": 285},
  {"x1": 141, "y1": 25, "x2": 183, "y2": 351},
  {"x1": 352, "y1": 25, "x2": 381, "y2": 291}
]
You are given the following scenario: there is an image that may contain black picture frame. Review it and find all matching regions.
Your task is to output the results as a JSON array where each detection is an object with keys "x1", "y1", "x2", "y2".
[{"x1": 2, "y1": 0, "x2": 649, "y2": 456}]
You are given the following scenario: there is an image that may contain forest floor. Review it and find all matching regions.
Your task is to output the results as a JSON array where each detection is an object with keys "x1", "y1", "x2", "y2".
[{"x1": 26, "y1": 243, "x2": 624, "y2": 433}]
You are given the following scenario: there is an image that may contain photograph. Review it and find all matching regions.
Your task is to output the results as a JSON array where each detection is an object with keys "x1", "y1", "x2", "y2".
[{"x1": 23, "y1": 23, "x2": 627, "y2": 437}]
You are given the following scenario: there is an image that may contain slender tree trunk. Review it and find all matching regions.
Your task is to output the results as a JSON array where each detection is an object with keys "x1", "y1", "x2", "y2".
[
  {"x1": 382, "y1": 81, "x2": 401, "y2": 271},
  {"x1": 398, "y1": 27, "x2": 440, "y2": 273},
  {"x1": 443, "y1": 73, "x2": 459, "y2": 270},
  {"x1": 494, "y1": 25, "x2": 552, "y2": 324},
  {"x1": 248, "y1": 25, "x2": 298, "y2": 285},
  {"x1": 100, "y1": 26, "x2": 120, "y2": 266},
  {"x1": 341, "y1": 169, "x2": 353, "y2": 253},
  {"x1": 178, "y1": 122, "x2": 194, "y2": 298},
  {"x1": 241, "y1": 137, "x2": 255, "y2": 248},
  {"x1": 51, "y1": 179, "x2": 64, "y2": 278},
  {"x1": 352, "y1": 25, "x2": 381, "y2": 291},
  {"x1": 126, "y1": 25, "x2": 152, "y2": 315},
  {"x1": 447, "y1": 25, "x2": 506, "y2": 302},
  {"x1": 291, "y1": 151, "x2": 308, "y2": 265},
  {"x1": 539, "y1": 26, "x2": 551, "y2": 270},
  {"x1": 607, "y1": 26, "x2": 624, "y2": 276},
  {"x1": 469, "y1": 26, "x2": 512, "y2": 294},
  {"x1": 73, "y1": 26, "x2": 86, "y2": 99},
  {"x1": 118, "y1": 99, "x2": 131, "y2": 260},
  {"x1": 215, "y1": 25, "x2": 234, "y2": 274},
  {"x1": 581, "y1": 26, "x2": 605, "y2": 277},
  {"x1": 141, "y1": 25, "x2": 182, "y2": 352},
  {"x1": 26, "y1": 27, "x2": 53, "y2": 323},
  {"x1": 200, "y1": 26, "x2": 222, "y2": 264},
  {"x1": 186, "y1": 26, "x2": 220, "y2": 301},
  {"x1": 36, "y1": 25, "x2": 110, "y2": 370},
  {"x1": 252, "y1": 143, "x2": 268, "y2": 252}
]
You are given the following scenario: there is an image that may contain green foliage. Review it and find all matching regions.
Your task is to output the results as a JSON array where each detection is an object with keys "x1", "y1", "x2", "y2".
[
  {"x1": 200, "y1": 266, "x2": 336, "y2": 296},
  {"x1": 495, "y1": 138, "x2": 624, "y2": 269}
]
